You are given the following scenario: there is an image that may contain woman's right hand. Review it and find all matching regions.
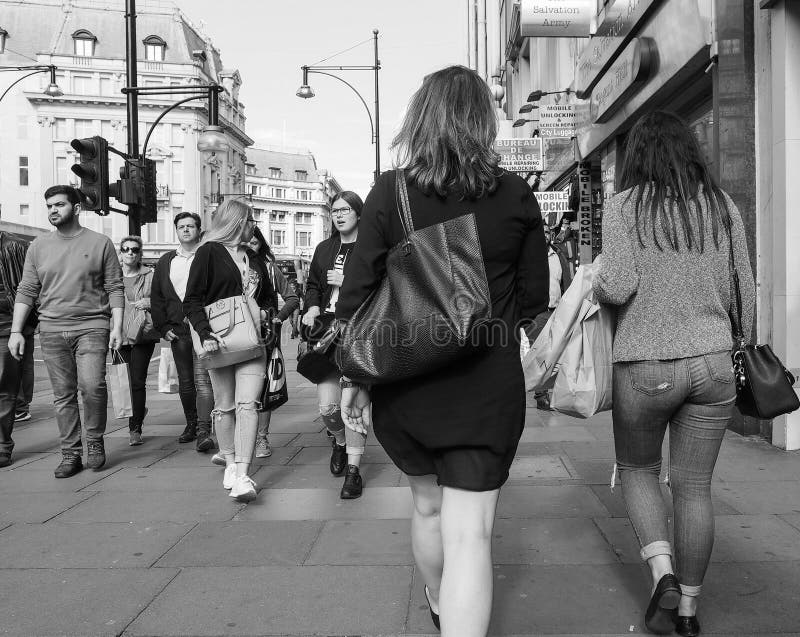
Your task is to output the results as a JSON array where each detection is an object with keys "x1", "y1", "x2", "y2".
[
  {"x1": 202, "y1": 332, "x2": 224, "y2": 352},
  {"x1": 301, "y1": 306, "x2": 320, "y2": 327}
]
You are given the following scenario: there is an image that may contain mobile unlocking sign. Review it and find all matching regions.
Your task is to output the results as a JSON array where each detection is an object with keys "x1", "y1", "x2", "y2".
[{"x1": 495, "y1": 138, "x2": 545, "y2": 172}]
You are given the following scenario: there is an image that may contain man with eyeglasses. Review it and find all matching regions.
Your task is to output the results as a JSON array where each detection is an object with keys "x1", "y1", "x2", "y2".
[
  {"x1": 151, "y1": 211, "x2": 215, "y2": 452},
  {"x1": 8, "y1": 185, "x2": 124, "y2": 478}
]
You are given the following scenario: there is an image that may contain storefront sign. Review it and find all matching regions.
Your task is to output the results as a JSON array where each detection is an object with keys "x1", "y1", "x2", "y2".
[
  {"x1": 577, "y1": 162, "x2": 593, "y2": 264},
  {"x1": 590, "y1": 37, "x2": 656, "y2": 123},
  {"x1": 494, "y1": 138, "x2": 545, "y2": 172},
  {"x1": 534, "y1": 190, "x2": 570, "y2": 226},
  {"x1": 520, "y1": 0, "x2": 595, "y2": 38},
  {"x1": 539, "y1": 104, "x2": 577, "y2": 138},
  {"x1": 575, "y1": 0, "x2": 657, "y2": 97}
]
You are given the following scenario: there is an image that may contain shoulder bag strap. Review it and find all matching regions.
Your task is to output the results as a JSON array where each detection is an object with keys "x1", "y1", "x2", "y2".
[
  {"x1": 395, "y1": 170, "x2": 414, "y2": 243},
  {"x1": 726, "y1": 220, "x2": 745, "y2": 347}
]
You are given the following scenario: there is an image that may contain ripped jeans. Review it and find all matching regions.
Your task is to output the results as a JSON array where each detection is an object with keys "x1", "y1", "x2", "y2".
[
  {"x1": 613, "y1": 352, "x2": 736, "y2": 587},
  {"x1": 208, "y1": 351, "x2": 267, "y2": 464},
  {"x1": 317, "y1": 371, "x2": 367, "y2": 455}
]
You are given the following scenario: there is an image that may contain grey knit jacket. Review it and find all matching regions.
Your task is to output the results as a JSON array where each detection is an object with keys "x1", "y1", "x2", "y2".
[{"x1": 593, "y1": 186, "x2": 756, "y2": 363}]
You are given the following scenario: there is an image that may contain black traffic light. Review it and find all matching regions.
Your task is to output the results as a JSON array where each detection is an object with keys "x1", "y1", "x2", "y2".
[
  {"x1": 70, "y1": 136, "x2": 110, "y2": 214},
  {"x1": 140, "y1": 158, "x2": 157, "y2": 224}
]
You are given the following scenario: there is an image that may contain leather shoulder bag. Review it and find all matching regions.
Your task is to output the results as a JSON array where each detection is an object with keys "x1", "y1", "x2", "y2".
[
  {"x1": 334, "y1": 169, "x2": 492, "y2": 384},
  {"x1": 728, "y1": 229, "x2": 799, "y2": 419}
]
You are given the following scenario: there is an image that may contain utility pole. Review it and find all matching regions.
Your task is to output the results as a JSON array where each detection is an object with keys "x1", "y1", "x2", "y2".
[
  {"x1": 373, "y1": 29, "x2": 381, "y2": 184},
  {"x1": 125, "y1": 0, "x2": 141, "y2": 236}
]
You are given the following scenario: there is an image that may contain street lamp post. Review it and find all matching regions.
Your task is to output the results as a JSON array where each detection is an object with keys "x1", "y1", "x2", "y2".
[
  {"x1": 0, "y1": 64, "x2": 63, "y2": 104},
  {"x1": 296, "y1": 30, "x2": 381, "y2": 185}
]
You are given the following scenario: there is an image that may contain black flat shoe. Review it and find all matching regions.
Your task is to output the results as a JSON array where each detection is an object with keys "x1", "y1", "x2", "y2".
[
  {"x1": 424, "y1": 585, "x2": 440, "y2": 631},
  {"x1": 675, "y1": 615, "x2": 700, "y2": 637},
  {"x1": 645, "y1": 573, "x2": 681, "y2": 634}
]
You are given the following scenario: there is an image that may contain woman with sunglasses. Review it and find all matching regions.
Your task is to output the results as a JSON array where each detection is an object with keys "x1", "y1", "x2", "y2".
[
  {"x1": 118, "y1": 236, "x2": 160, "y2": 446},
  {"x1": 184, "y1": 199, "x2": 277, "y2": 502},
  {"x1": 301, "y1": 191, "x2": 368, "y2": 499}
]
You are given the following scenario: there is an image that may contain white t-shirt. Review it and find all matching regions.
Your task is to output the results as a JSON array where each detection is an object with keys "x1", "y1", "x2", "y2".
[
  {"x1": 324, "y1": 242, "x2": 355, "y2": 314},
  {"x1": 169, "y1": 245, "x2": 196, "y2": 301}
]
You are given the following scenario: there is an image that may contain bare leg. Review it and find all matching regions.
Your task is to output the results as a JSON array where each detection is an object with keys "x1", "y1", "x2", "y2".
[{"x1": 407, "y1": 474, "x2": 444, "y2": 609}]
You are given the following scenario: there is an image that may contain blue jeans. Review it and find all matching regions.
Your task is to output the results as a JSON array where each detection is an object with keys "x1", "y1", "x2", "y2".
[
  {"x1": 39, "y1": 329, "x2": 110, "y2": 454},
  {"x1": 0, "y1": 335, "x2": 21, "y2": 455},
  {"x1": 170, "y1": 334, "x2": 213, "y2": 431},
  {"x1": 613, "y1": 352, "x2": 736, "y2": 587}
]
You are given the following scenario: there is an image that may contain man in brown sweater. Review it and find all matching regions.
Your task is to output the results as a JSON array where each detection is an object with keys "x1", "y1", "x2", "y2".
[{"x1": 8, "y1": 185, "x2": 124, "y2": 478}]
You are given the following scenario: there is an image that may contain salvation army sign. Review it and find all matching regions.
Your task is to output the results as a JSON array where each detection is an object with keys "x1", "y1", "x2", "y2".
[
  {"x1": 495, "y1": 138, "x2": 545, "y2": 172},
  {"x1": 520, "y1": 0, "x2": 595, "y2": 38}
]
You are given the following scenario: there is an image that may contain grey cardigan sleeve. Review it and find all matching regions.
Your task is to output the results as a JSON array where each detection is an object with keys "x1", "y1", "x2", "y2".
[
  {"x1": 593, "y1": 196, "x2": 640, "y2": 305},
  {"x1": 727, "y1": 198, "x2": 756, "y2": 340}
]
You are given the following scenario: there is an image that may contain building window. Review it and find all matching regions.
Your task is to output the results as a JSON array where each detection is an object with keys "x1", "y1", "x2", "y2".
[
  {"x1": 250, "y1": 185, "x2": 259, "y2": 196},
  {"x1": 54, "y1": 118, "x2": 68, "y2": 140},
  {"x1": 270, "y1": 211, "x2": 287, "y2": 222},
  {"x1": 271, "y1": 187, "x2": 285, "y2": 199},
  {"x1": 271, "y1": 229, "x2": 286, "y2": 246},
  {"x1": 296, "y1": 231, "x2": 312, "y2": 248},
  {"x1": 297, "y1": 190, "x2": 312, "y2": 201},
  {"x1": 99, "y1": 75, "x2": 113, "y2": 96},
  {"x1": 245, "y1": 164, "x2": 256, "y2": 175},
  {"x1": 72, "y1": 30, "x2": 96, "y2": 57},
  {"x1": 269, "y1": 167, "x2": 281, "y2": 179},
  {"x1": 19, "y1": 204, "x2": 29, "y2": 218},
  {"x1": 72, "y1": 75, "x2": 92, "y2": 94},
  {"x1": 75, "y1": 119, "x2": 94, "y2": 138},
  {"x1": 296, "y1": 212, "x2": 313, "y2": 224},
  {"x1": 295, "y1": 170, "x2": 307, "y2": 181},
  {"x1": 55, "y1": 157, "x2": 70, "y2": 185},
  {"x1": 143, "y1": 35, "x2": 166, "y2": 61},
  {"x1": 171, "y1": 161, "x2": 183, "y2": 190},
  {"x1": 19, "y1": 157, "x2": 28, "y2": 186}
]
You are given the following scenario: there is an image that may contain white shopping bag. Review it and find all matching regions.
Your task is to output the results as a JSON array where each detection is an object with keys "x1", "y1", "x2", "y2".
[
  {"x1": 158, "y1": 344, "x2": 179, "y2": 394},
  {"x1": 550, "y1": 296, "x2": 615, "y2": 418},
  {"x1": 522, "y1": 263, "x2": 598, "y2": 391},
  {"x1": 108, "y1": 350, "x2": 133, "y2": 419}
]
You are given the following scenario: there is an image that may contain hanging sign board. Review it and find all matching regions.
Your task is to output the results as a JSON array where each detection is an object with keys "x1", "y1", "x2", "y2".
[
  {"x1": 520, "y1": 0, "x2": 595, "y2": 38},
  {"x1": 534, "y1": 191, "x2": 570, "y2": 227},
  {"x1": 494, "y1": 138, "x2": 545, "y2": 172},
  {"x1": 539, "y1": 104, "x2": 577, "y2": 137},
  {"x1": 577, "y1": 162, "x2": 593, "y2": 264},
  {"x1": 590, "y1": 37, "x2": 656, "y2": 123}
]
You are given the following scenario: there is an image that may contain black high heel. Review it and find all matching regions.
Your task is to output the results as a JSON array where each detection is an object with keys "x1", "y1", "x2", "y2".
[{"x1": 424, "y1": 586, "x2": 440, "y2": 631}]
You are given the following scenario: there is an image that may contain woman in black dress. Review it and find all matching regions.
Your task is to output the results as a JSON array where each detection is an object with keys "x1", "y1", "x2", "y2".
[{"x1": 335, "y1": 65, "x2": 549, "y2": 636}]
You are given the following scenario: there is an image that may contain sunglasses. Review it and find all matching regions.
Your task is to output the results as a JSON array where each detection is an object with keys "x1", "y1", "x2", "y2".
[{"x1": 120, "y1": 246, "x2": 141, "y2": 254}]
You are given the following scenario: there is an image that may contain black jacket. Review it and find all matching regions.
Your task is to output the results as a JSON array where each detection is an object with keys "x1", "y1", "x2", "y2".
[
  {"x1": 150, "y1": 250, "x2": 187, "y2": 338},
  {"x1": 0, "y1": 232, "x2": 37, "y2": 337},
  {"x1": 184, "y1": 242, "x2": 277, "y2": 341},
  {"x1": 304, "y1": 235, "x2": 349, "y2": 314}
]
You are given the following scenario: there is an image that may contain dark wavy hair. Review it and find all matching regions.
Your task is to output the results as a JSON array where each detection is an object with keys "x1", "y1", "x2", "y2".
[
  {"x1": 250, "y1": 225, "x2": 276, "y2": 262},
  {"x1": 620, "y1": 110, "x2": 731, "y2": 252},
  {"x1": 391, "y1": 65, "x2": 501, "y2": 200}
]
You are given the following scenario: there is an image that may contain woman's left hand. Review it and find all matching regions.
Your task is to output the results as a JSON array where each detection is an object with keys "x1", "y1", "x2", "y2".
[
  {"x1": 341, "y1": 385, "x2": 371, "y2": 435},
  {"x1": 133, "y1": 298, "x2": 150, "y2": 311}
]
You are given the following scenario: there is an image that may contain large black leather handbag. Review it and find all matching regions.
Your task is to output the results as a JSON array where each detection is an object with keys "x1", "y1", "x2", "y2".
[
  {"x1": 334, "y1": 169, "x2": 492, "y2": 384},
  {"x1": 728, "y1": 233, "x2": 799, "y2": 419}
]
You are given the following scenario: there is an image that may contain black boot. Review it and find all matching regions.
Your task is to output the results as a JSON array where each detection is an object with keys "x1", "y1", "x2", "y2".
[
  {"x1": 178, "y1": 422, "x2": 197, "y2": 443},
  {"x1": 195, "y1": 425, "x2": 215, "y2": 452},
  {"x1": 340, "y1": 465, "x2": 363, "y2": 499},
  {"x1": 329, "y1": 438, "x2": 347, "y2": 476}
]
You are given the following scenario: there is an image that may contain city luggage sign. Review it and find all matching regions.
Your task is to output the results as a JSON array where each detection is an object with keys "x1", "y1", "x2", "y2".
[
  {"x1": 495, "y1": 138, "x2": 545, "y2": 172},
  {"x1": 521, "y1": 0, "x2": 595, "y2": 38},
  {"x1": 539, "y1": 104, "x2": 577, "y2": 138}
]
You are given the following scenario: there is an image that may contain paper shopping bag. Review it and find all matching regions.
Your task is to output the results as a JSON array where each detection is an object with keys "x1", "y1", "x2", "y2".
[
  {"x1": 109, "y1": 351, "x2": 134, "y2": 419},
  {"x1": 261, "y1": 345, "x2": 289, "y2": 411},
  {"x1": 522, "y1": 263, "x2": 598, "y2": 391},
  {"x1": 550, "y1": 297, "x2": 615, "y2": 418},
  {"x1": 158, "y1": 344, "x2": 179, "y2": 394}
]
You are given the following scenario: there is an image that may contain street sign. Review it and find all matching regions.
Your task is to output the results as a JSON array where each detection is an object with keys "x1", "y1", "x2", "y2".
[
  {"x1": 495, "y1": 138, "x2": 545, "y2": 172},
  {"x1": 577, "y1": 162, "x2": 593, "y2": 264},
  {"x1": 539, "y1": 104, "x2": 577, "y2": 138},
  {"x1": 534, "y1": 190, "x2": 570, "y2": 227},
  {"x1": 520, "y1": 0, "x2": 595, "y2": 38}
]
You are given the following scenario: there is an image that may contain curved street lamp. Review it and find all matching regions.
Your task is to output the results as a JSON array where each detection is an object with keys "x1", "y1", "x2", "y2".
[
  {"x1": 296, "y1": 30, "x2": 381, "y2": 185},
  {"x1": 0, "y1": 64, "x2": 63, "y2": 104}
]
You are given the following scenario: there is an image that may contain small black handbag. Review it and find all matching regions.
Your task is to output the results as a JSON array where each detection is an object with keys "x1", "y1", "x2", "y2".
[
  {"x1": 728, "y1": 233, "x2": 799, "y2": 419},
  {"x1": 334, "y1": 169, "x2": 492, "y2": 384},
  {"x1": 296, "y1": 317, "x2": 339, "y2": 384}
]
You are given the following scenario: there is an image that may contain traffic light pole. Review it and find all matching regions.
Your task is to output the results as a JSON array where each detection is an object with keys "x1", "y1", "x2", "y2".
[{"x1": 125, "y1": 0, "x2": 142, "y2": 236}]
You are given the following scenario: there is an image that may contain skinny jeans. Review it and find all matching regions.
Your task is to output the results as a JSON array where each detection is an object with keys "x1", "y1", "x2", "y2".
[
  {"x1": 118, "y1": 342, "x2": 156, "y2": 431},
  {"x1": 613, "y1": 351, "x2": 736, "y2": 587}
]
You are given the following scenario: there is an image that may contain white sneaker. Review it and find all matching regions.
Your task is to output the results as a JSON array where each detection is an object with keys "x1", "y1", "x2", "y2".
[
  {"x1": 229, "y1": 475, "x2": 257, "y2": 502},
  {"x1": 211, "y1": 453, "x2": 226, "y2": 467},
  {"x1": 255, "y1": 437, "x2": 272, "y2": 458},
  {"x1": 222, "y1": 464, "x2": 237, "y2": 490}
]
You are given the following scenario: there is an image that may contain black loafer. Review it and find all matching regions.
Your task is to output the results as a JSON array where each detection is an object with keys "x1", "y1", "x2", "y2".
[
  {"x1": 329, "y1": 440, "x2": 347, "y2": 476},
  {"x1": 645, "y1": 573, "x2": 681, "y2": 634},
  {"x1": 424, "y1": 585, "x2": 440, "y2": 631},
  {"x1": 675, "y1": 615, "x2": 700, "y2": 637}
]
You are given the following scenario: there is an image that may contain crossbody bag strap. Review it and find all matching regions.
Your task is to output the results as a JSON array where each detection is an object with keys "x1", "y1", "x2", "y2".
[
  {"x1": 726, "y1": 219, "x2": 745, "y2": 345},
  {"x1": 395, "y1": 169, "x2": 414, "y2": 242}
]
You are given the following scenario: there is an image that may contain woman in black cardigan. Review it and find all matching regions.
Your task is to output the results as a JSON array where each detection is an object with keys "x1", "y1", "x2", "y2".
[
  {"x1": 184, "y1": 199, "x2": 276, "y2": 503},
  {"x1": 301, "y1": 191, "x2": 369, "y2": 499},
  {"x1": 335, "y1": 66, "x2": 549, "y2": 636}
]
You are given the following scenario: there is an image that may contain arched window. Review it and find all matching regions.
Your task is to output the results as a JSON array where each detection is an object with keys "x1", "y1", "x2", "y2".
[
  {"x1": 72, "y1": 29, "x2": 96, "y2": 57},
  {"x1": 143, "y1": 35, "x2": 166, "y2": 62}
]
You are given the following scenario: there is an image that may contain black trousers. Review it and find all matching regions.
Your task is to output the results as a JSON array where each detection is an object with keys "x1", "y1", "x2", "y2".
[
  {"x1": 118, "y1": 342, "x2": 156, "y2": 432},
  {"x1": 0, "y1": 335, "x2": 21, "y2": 455}
]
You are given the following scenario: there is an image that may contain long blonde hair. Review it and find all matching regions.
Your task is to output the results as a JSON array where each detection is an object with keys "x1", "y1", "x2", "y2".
[{"x1": 200, "y1": 199, "x2": 252, "y2": 247}]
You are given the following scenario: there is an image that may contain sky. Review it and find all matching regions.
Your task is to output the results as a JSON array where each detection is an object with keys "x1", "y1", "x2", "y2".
[{"x1": 177, "y1": 0, "x2": 467, "y2": 197}]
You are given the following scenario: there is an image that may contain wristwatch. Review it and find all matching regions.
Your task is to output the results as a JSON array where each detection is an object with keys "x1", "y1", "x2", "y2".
[{"x1": 339, "y1": 376, "x2": 358, "y2": 389}]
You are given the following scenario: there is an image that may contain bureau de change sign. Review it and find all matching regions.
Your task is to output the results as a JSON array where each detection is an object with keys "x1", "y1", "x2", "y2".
[{"x1": 495, "y1": 138, "x2": 545, "y2": 172}]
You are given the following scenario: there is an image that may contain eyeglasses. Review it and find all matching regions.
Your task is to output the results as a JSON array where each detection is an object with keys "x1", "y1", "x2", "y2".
[
  {"x1": 120, "y1": 246, "x2": 141, "y2": 254},
  {"x1": 331, "y1": 207, "x2": 353, "y2": 217}
]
